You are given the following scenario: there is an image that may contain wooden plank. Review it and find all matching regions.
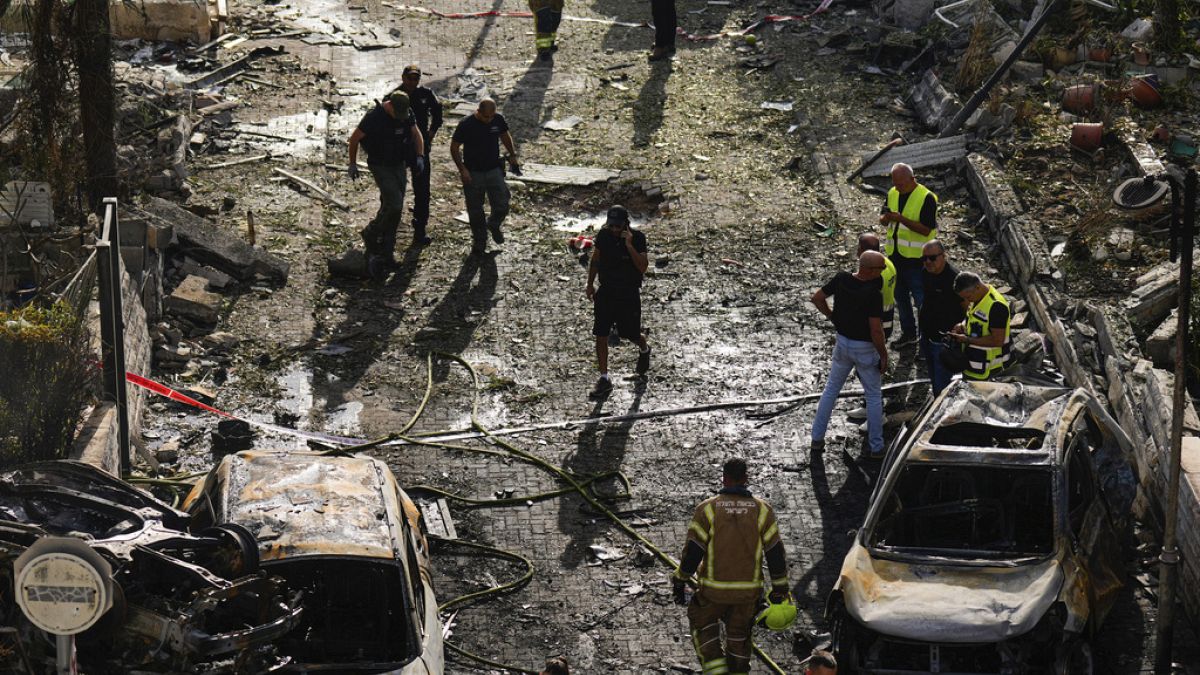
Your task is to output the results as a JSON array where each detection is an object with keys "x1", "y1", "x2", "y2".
[{"x1": 272, "y1": 168, "x2": 349, "y2": 210}]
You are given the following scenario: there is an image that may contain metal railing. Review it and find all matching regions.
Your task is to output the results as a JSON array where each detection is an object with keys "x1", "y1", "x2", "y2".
[{"x1": 95, "y1": 198, "x2": 130, "y2": 474}]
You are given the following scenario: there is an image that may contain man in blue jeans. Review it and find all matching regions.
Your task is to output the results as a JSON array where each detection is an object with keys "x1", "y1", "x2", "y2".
[
  {"x1": 809, "y1": 251, "x2": 889, "y2": 457},
  {"x1": 880, "y1": 163, "x2": 938, "y2": 345},
  {"x1": 450, "y1": 99, "x2": 519, "y2": 256},
  {"x1": 918, "y1": 240, "x2": 963, "y2": 396}
]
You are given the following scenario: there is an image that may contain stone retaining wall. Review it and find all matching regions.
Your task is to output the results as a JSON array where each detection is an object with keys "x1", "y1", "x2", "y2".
[{"x1": 962, "y1": 152, "x2": 1200, "y2": 622}]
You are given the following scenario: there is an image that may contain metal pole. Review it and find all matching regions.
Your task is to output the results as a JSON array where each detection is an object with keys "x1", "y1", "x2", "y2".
[
  {"x1": 55, "y1": 634, "x2": 76, "y2": 675},
  {"x1": 1155, "y1": 168, "x2": 1196, "y2": 674},
  {"x1": 95, "y1": 198, "x2": 130, "y2": 474},
  {"x1": 937, "y1": 0, "x2": 1060, "y2": 139}
]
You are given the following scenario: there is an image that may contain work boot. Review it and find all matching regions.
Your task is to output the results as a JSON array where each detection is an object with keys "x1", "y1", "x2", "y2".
[
  {"x1": 588, "y1": 376, "x2": 613, "y2": 400},
  {"x1": 489, "y1": 224, "x2": 505, "y2": 244},
  {"x1": 636, "y1": 346, "x2": 651, "y2": 375},
  {"x1": 648, "y1": 46, "x2": 675, "y2": 62},
  {"x1": 360, "y1": 225, "x2": 384, "y2": 257}
]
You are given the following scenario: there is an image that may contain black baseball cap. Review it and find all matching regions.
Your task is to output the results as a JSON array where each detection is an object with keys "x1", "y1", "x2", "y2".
[{"x1": 605, "y1": 205, "x2": 630, "y2": 226}]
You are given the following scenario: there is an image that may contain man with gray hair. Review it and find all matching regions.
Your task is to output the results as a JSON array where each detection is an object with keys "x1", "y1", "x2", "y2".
[
  {"x1": 880, "y1": 162, "x2": 938, "y2": 345},
  {"x1": 918, "y1": 239, "x2": 962, "y2": 395},
  {"x1": 948, "y1": 271, "x2": 1011, "y2": 381},
  {"x1": 450, "y1": 98, "x2": 519, "y2": 256},
  {"x1": 809, "y1": 250, "x2": 889, "y2": 457}
]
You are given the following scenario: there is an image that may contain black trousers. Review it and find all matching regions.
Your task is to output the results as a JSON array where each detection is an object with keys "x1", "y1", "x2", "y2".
[
  {"x1": 651, "y1": 0, "x2": 677, "y2": 49},
  {"x1": 410, "y1": 154, "x2": 431, "y2": 237}
]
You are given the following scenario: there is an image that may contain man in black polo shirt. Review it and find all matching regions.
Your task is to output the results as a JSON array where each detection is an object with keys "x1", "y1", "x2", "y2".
[
  {"x1": 809, "y1": 251, "x2": 888, "y2": 457},
  {"x1": 348, "y1": 90, "x2": 426, "y2": 275},
  {"x1": 450, "y1": 98, "x2": 519, "y2": 256},
  {"x1": 585, "y1": 205, "x2": 650, "y2": 399},
  {"x1": 918, "y1": 240, "x2": 963, "y2": 395},
  {"x1": 398, "y1": 65, "x2": 442, "y2": 246}
]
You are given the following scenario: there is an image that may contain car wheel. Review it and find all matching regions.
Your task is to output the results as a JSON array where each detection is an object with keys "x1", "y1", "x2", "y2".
[
  {"x1": 201, "y1": 523, "x2": 261, "y2": 576},
  {"x1": 1058, "y1": 639, "x2": 1094, "y2": 675}
]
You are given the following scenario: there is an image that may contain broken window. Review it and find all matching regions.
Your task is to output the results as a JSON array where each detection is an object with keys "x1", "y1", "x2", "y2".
[
  {"x1": 869, "y1": 464, "x2": 1054, "y2": 559},
  {"x1": 929, "y1": 422, "x2": 1046, "y2": 449}
]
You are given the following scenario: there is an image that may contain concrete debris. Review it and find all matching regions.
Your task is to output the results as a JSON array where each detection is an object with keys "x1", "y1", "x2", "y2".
[
  {"x1": 109, "y1": 0, "x2": 214, "y2": 43},
  {"x1": 165, "y1": 275, "x2": 222, "y2": 325},
  {"x1": 858, "y1": 135, "x2": 967, "y2": 178},
  {"x1": 516, "y1": 163, "x2": 621, "y2": 187},
  {"x1": 543, "y1": 116, "x2": 583, "y2": 131},
  {"x1": 1145, "y1": 309, "x2": 1178, "y2": 367},
  {"x1": 139, "y1": 197, "x2": 289, "y2": 283},
  {"x1": 1125, "y1": 259, "x2": 1187, "y2": 329},
  {"x1": 909, "y1": 69, "x2": 962, "y2": 132}
]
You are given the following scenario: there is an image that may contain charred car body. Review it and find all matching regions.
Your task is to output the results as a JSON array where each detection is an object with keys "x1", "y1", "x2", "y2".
[
  {"x1": 828, "y1": 381, "x2": 1136, "y2": 674},
  {"x1": 0, "y1": 461, "x2": 302, "y2": 673},
  {"x1": 185, "y1": 450, "x2": 444, "y2": 674}
]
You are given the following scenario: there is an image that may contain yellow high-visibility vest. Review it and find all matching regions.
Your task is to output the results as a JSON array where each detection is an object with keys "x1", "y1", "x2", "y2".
[
  {"x1": 963, "y1": 285, "x2": 1011, "y2": 380},
  {"x1": 881, "y1": 256, "x2": 896, "y2": 335},
  {"x1": 884, "y1": 184, "x2": 938, "y2": 259}
]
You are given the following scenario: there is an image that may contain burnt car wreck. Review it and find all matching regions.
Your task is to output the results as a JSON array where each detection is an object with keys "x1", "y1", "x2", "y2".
[
  {"x1": 828, "y1": 381, "x2": 1137, "y2": 675},
  {"x1": 0, "y1": 461, "x2": 302, "y2": 673}
]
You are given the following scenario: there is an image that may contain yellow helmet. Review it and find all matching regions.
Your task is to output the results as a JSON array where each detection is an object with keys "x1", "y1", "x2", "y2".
[{"x1": 756, "y1": 594, "x2": 797, "y2": 631}]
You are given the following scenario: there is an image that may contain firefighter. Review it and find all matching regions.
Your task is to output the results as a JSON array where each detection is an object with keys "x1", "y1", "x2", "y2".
[
  {"x1": 673, "y1": 458, "x2": 793, "y2": 675},
  {"x1": 948, "y1": 271, "x2": 1011, "y2": 380},
  {"x1": 528, "y1": 0, "x2": 564, "y2": 61}
]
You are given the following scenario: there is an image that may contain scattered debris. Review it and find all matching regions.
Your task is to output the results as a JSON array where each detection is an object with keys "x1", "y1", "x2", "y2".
[
  {"x1": 273, "y1": 168, "x2": 350, "y2": 210},
  {"x1": 139, "y1": 197, "x2": 290, "y2": 283},
  {"x1": 543, "y1": 116, "x2": 583, "y2": 131}
]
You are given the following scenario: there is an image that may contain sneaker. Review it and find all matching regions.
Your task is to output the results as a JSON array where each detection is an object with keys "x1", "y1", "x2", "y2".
[
  {"x1": 847, "y1": 406, "x2": 868, "y2": 422},
  {"x1": 636, "y1": 347, "x2": 651, "y2": 375},
  {"x1": 810, "y1": 439, "x2": 826, "y2": 453},
  {"x1": 588, "y1": 376, "x2": 613, "y2": 400},
  {"x1": 489, "y1": 226, "x2": 505, "y2": 244}
]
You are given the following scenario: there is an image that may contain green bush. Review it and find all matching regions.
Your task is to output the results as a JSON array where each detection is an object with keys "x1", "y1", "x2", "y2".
[{"x1": 0, "y1": 302, "x2": 94, "y2": 466}]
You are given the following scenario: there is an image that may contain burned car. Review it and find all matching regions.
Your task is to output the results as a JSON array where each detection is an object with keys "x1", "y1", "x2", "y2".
[
  {"x1": 0, "y1": 460, "x2": 302, "y2": 673},
  {"x1": 827, "y1": 381, "x2": 1136, "y2": 674},
  {"x1": 185, "y1": 450, "x2": 444, "y2": 674}
]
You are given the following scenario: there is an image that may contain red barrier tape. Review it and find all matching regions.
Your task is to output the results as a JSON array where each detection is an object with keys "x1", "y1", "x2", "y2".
[
  {"x1": 126, "y1": 371, "x2": 367, "y2": 447},
  {"x1": 389, "y1": 1, "x2": 834, "y2": 41}
]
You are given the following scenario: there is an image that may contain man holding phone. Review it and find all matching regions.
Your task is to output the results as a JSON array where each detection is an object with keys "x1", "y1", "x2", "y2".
[
  {"x1": 918, "y1": 240, "x2": 962, "y2": 395},
  {"x1": 809, "y1": 251, "x2": 888, "y2": 457},
  {"x1": 586, "y1": 205, "x2": 650, "y2": 399}
]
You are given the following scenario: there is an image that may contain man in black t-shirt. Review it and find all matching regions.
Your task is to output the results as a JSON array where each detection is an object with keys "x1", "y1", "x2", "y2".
[
  {"x1": 809, "y1": 251, "x2": 889, "y2": 457},
  {"x1": 398, "y1": 65, "x2": 443, "y2": 246},
  {"x1": 348, "y1": 90, "x2": 426, "y2": 276},
  {"x1": 585, "y1": 205, "x2": 650, "y2": 399},
  {"x1": 450, "y1": 99, "x2": 519, "y2": 256},
  {"x1": 917, "y1": 240, "x2": 963, "y2": 395}
]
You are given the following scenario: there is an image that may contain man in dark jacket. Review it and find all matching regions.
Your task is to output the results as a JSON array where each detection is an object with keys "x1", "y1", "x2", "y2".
[
  {"x1": 398, "y1": 65, "x2": 442, "y2": 246},
  {"x1": 918, "y1": 240, "x2": 963, "y2": 395},
  {"x1": 348, "y1": 90, "x2": 426, "y2": 275}
]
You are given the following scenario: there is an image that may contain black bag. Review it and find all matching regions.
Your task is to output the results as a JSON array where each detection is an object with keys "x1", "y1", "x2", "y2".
[{"x1": 939, "y1": 337, "x2": 970, "y2": 373}]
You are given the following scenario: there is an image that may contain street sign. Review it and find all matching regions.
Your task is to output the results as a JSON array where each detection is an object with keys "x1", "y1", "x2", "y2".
[{"x1": 14, "y1": 537, "x2": 113, "y2": 635}]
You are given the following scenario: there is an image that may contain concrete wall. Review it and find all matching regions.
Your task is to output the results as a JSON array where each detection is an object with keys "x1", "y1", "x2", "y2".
[
  {"x1": 1, "y1": 0, "x2": 214, "y2": 43},
  {"x1": 962, "y1": 152, "x2": 1200, "y2": 622}
]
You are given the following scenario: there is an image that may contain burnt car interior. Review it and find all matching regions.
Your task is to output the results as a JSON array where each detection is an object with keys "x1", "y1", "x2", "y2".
[
  {"x1": 270, "y1": 558, "x2": 417, "y2": 669},
  {"x1": 929, "y1": 422, "x2": 1047, "y2": 449},
  {"x1": 869, "y1": 465, "x2": 1054, "y2": 558}
]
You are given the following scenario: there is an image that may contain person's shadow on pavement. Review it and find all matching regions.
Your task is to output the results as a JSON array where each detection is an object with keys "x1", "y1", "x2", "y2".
[
  {"x1": 558, "y1": 384, "x2": 645, "y2": 569},
  {"x1": 417, "y1": 252, "x2": 499, "y2": 382},
  {"x1": 633, "y1": 58, "x2": 673, "y2": 147},
  {"x1": 506, "y1": 53, "x2": 556, "y2": 148}
]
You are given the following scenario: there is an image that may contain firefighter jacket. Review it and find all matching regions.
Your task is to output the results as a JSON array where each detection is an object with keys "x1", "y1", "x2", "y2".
[{"x1": 677, "y1": 487, "x2": 788, "y2": 604}]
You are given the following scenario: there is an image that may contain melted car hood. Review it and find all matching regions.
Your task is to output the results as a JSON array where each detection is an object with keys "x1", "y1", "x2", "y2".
[{"x1": 838, "y1": 542, "x2": 1063, "y2": 642}]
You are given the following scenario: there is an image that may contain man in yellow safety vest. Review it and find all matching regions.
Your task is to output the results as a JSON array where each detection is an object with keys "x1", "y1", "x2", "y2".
[
  {"x1": 672, "y1": 458, "x2": 791, "y2": 675},
  {"x1": 948, "y1": 271, "x2": 1011, "y2": 380},
  {"x1": 880, "y1": 162, "x2": 938, "y2": 345}
]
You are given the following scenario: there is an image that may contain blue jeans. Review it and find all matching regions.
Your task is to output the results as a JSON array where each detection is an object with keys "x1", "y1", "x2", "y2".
[
  {"x1": 921, "y1": 337, "x2": 954, "y2": 396},
  {"x1": 812, "y1": 335, "x2": 884, "y2": 453},
  {"x1": 463, "y1": 167, "x2": 510, "y2": 252},
  {"x1": 893, "y1": 261, "x2": 924, "y2": 336},
  {"x1": 366, "y1": 164, "x2": 408, "y2": 257}
]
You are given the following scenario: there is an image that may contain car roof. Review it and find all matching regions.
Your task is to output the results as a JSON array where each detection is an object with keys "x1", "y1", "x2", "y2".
[
  {"x1": 207, "y1": 451, "x2": 409, "y2": 562},
  {"x1": 904, "y1": 381, "x2": 1084, "y2": 467}
]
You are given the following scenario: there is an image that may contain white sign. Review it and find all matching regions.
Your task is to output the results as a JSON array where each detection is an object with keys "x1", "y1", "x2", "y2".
[{"x1": 14, "y1": 538, "x2": 113, "y2": 635}]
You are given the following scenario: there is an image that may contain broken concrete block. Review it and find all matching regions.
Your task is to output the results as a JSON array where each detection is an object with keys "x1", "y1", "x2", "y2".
[
  {"x1": 139, "y1": 197, "x2": 289, "y2": 283},
  {"x1": 178, "y1": 259, "x2": 235, "y2": 291},
  {"x1": 166, "y1": 275, "x2": 221, "y2": 325},
  {"x1": 1108, "y1": 227, "x2": 1136, "y2": 261},
  {"x1": 909, "y1": 69, "x2": 961, "y2": 132},
  {"x1": 1146, "y1": 309, "x2": 1178, "y2": 367},
  {"x1": 202, "y1": 331, "x2": 241, "y2": 352},
  {"x1": 1009, "y1": 61, "x2": 1044, "y2": 83},
  {"x1": 1126, "y1": 259, "x2": 1183, "y2": 329}
]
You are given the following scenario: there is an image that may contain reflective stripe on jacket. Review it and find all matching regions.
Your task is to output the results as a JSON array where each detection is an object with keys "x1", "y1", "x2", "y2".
[
  {"x1": 685, "y1": 492, "x2": 784, "y2": 604},
  {"x1": 884, "y1": 184, "x2": 937, "y2": 259},
  {"x1": 963, "y1": 285, "x2": 1011, "y2": 380}
]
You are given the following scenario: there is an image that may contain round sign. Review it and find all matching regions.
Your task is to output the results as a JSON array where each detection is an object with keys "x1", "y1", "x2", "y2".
[{"x1": 15, "y1": 550, "x2": 111, "y2": 635}]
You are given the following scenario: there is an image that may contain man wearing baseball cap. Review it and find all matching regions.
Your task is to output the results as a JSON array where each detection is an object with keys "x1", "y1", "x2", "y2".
[
  {"x1": 398, "y1": 65, "x2": 442, "y2": 246},
  {"x1": 586, "y1": 205, "x2": 651, "y2": 399},
  {"x1": 348, "y1": 90, "x2": 426, "y2": 277}
]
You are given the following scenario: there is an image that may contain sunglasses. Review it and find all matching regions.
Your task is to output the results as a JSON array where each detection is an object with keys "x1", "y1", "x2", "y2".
[{"x1": 921, "y1": 253, "x2": 942, "y2": 262}]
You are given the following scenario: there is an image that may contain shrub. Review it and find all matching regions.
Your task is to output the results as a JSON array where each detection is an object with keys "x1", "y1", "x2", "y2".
[{"x1": 0, "y1": 302, "x2": 94, "y2": 466}]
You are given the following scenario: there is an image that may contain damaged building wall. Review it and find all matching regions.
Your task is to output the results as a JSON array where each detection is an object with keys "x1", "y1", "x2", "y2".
[{"x1": 960, "y1": 152, "x2": 1200, "y2": 623}]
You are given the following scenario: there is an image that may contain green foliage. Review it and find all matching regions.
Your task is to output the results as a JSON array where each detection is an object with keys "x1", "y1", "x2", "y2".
[{"x1": 0, "y1": 301, "x2": 95, "y2": 466}]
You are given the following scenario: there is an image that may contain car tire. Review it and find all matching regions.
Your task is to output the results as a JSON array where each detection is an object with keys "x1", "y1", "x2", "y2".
[{"x1": 201, "y1": 522, "x2": 261, "y2": 576}]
